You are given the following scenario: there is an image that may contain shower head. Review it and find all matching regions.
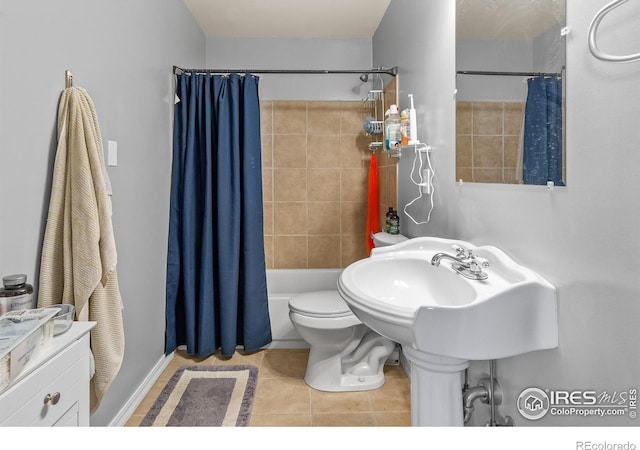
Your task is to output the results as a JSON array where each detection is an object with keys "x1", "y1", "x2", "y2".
[{"x1": 359, "y1": 73, "x2": 369, "y2": 82}]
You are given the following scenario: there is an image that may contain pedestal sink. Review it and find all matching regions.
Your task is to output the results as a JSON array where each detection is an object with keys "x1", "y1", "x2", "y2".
[{"x1": 337, "y1": 237, "x2": 558, "y2": 426}]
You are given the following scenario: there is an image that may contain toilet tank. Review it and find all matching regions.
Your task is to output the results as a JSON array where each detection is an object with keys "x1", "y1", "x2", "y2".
[{"x1": 373, "y1": 232, "x2": 408, "y2": 248}]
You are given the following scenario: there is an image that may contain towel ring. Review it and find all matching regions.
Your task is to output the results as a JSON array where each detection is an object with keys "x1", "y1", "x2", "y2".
[{"x1": 588, "y1": 0, "x2": 640, "y2": 62}]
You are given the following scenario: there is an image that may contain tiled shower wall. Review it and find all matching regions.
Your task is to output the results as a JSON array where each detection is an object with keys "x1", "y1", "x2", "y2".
[
  {"x1": 456, "y1": 101, "x2": 524, "y2": 184},
  {"x1": 261, "y1": 100, "x2": 397, "y2": 269}
]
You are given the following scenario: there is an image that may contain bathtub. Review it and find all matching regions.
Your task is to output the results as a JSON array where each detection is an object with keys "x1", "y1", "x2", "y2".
[{"x1": 266, "y1": 268, "x2": 343, "y2": 349}]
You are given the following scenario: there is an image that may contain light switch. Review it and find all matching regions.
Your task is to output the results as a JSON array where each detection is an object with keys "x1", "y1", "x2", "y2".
[{"x1": 108, "y1": 140, "x2": 118, "y2": 166}]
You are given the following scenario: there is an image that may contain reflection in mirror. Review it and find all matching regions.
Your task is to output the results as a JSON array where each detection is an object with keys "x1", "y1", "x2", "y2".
[{"x1": 456, "y1": 0, "x2": 566, "y2": 185}]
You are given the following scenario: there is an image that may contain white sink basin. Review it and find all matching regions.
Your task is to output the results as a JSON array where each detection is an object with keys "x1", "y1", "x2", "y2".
[{"x1": 337, "y1": 236, "x2": 558, "y2": 426}]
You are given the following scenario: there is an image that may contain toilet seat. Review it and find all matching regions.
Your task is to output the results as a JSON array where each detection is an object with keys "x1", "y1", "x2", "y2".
[
  {"x1": 288, "y1": 289, "x2": 395, "y2": 392},
  {"x1": 289, "y1": 290, "x2": 353, "y2": 319}
]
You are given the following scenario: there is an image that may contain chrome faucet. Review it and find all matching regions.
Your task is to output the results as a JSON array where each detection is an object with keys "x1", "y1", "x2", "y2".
[
  {"x1": 431, "y1": 245, "x2": 490, "y2": 280},
  {"x1": 431, "y1": 253, "x2": 469, "y2": 267}
]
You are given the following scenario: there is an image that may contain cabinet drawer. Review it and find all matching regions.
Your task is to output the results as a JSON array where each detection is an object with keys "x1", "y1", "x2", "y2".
[{"x1": 0, "y1": 334, "x2": 90, "y2": 426}]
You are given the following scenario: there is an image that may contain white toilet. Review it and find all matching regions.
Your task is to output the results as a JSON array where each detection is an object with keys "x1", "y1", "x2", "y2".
[{"x1": 288, "y1": 232, "x2": 408, "y2": 392}]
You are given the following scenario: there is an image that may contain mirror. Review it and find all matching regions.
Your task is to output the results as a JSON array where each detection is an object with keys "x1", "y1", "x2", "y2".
[{"x1": 455, "y1": 0, "x2": 566, "y2": 185}]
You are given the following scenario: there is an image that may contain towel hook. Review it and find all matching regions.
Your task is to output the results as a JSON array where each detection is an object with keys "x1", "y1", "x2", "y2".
[
  {"x1": 65, "y1": 70, "x2": 73, "y2": 88},
  {"x1": 588, "y1": 0, "x2": 640, "y2": 63}
]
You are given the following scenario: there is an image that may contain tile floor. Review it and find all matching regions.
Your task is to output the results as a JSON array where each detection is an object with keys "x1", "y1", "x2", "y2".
[{"x1": 125, "y1": 348, "x2": 411, "y2": 427}]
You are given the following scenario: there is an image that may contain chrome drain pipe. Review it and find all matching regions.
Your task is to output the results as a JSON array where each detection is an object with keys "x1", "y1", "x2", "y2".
[{"x1": 462, "y1": 360, "x2": 513, "y2": 426}]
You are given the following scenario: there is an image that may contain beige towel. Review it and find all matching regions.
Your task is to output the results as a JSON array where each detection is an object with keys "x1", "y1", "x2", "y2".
[{"x1": 38, "y1": 87, "x2": 124, "y2": 413}]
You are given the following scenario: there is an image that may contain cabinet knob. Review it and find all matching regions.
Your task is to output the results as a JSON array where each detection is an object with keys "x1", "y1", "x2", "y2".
[{"x1": 43, "y1": 392, "x2": 61, "y2": 405}]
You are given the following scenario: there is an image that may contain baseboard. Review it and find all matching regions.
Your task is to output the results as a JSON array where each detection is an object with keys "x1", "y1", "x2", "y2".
[
  {"x1": 399, "y1": 346, "x2": 412, "y2": 378},
  {"x1": 107, "y1": 352, "x2": 174, "y2": 426},
  {"x1": 266, "y1": 339, "x2": 309, "y2": 349}
]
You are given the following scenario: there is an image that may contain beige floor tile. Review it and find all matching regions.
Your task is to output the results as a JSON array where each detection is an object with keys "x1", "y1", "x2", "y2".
[
  {"x1": 252, "y1": 378, "x2": 311, "y2": 415},
  {"x1": 310, "y1": 389, "x2": 372, "y2": 414},
  {"x1": 126, "y1": 348, "x2": 411, "y2": 427},
  {"x1": 368, "y1": 378, "x2": 411, "y2": 412},
  {"x1": 125, "y1": 414, "x2": 144, "y2": 426},
  {"x1": 208, "y1": 349, "x2": 265, "y2": 367},
  {"x1": 249, "y1": 414, "x2": 312, "y2": 427},
  {"x1": 260, "y1": 349, "x2": 309, "y2": 379},
  {"x1": 372, "y1": 411, "x2": 412, "y2": 426},
  {"x1": 383, "y1": 364, "x2": 407, "y2": 378},
  {"x1": 312, "y1": 412, "x2": 376, "y2": 427},
  {"x1": 132, "y1": 379, "x2": 171, "y2": 415}
]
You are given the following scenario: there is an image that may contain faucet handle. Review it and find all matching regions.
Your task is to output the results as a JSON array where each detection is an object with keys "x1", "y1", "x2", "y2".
[
  {"x1": 452, "y1": 244, "x2": 473, "y2": 259},
  {"x1": 469, "y1": 256, "x2": 490, "y2": 273}
]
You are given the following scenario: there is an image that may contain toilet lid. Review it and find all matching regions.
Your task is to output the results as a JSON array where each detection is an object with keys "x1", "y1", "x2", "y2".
[{"x1": 289, "y1": 290, "x2": 354, "y2": 318}]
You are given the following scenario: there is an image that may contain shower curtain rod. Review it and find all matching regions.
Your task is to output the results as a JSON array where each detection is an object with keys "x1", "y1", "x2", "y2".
[
  {"x1": 457, "y1": 70, "x2": 562, "y2": 77},
  {"x1": 173, "y1": 65, "x2": 397, "y2": 76}
]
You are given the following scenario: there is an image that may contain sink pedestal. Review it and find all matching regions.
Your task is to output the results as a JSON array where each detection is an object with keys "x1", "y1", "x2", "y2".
[{"x1": 403, "y1": 348, "x2": 469, "y2": 426}]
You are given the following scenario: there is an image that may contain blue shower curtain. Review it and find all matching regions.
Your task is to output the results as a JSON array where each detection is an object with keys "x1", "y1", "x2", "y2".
[
  {"x1": 165, "y1": 73, "x2": 272, "y2": 357},
  {"x1": 522, "y1": 76, "x2": 564, "y2": 186}
]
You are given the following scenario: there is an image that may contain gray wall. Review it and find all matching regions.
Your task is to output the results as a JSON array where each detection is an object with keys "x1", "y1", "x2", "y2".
[
  {"x1": 456, "y1": 39, "x2": 531, "y2": 102},
  {"x1": 0, "y1": 0, "x2": 205, "y2": 425},
  {"x1": 206, "y1": 36, "x2": 373, "y2": 100},
  {"x1": 374, "y1": 0, "x2": 640, "y2": 426}
]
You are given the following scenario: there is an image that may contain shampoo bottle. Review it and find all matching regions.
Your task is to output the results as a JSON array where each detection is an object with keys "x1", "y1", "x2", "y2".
[
  {"x1": 384, "y1": 105, "x2": 401, "y2": 151},
  {"x1": 389, "y1": 209, "x2": 400, "y2": 235},
  {"x1": 385, "y1": 206, "x2": 394, "y2": 232}
]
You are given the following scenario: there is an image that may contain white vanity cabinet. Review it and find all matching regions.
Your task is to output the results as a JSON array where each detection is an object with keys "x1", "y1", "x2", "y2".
[{"x1": 0, "y1": 322, "x2": 95, "y2": 426}]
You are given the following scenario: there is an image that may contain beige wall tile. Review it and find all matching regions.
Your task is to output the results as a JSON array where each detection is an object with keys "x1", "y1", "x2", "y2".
[
  {"x1": 307, "y1": 101, "x2": 342, "y2": 134},
  {"x1": 308, "y1": 236, "x2": 341, "y2": 268},
  {"x1": 341, "y1": 234, "x2": 367, "y2": 266},
  {"x1": 273, "y1": 202, "x2": 307, "y2": 235},
  {"x1": 273, "y1": 168, "x2": 307, "y2": 201},
  {"x1": 504, "y1": 135, "x2": 520, "y2": 168},
  {"x1": 265, "y1": 100, "x2": 382, "y2": 269},
  {"x1": 456, "y1": 134, "x2": 472, "y2": 167},
  {"x1": 307, "y1": 169, "x2": 340, "y2": 201},
  {"x1": 341, "y1": 201, "x2": 367, "y2": 234},
  {"x1": 456, "y1": 101, "x2": 472, "y2": 135},
  {"x1": 456, "y1": 166, "x2": 473, "y2": 183},
  {"x1": 473, "y1": 102, "x2": 503, "y2": 135},
  {"x1": 273, "y1": 101, "x2": 307, "y2": 134},
  {"x1": 341, "y1": 168, "x2": 368, "y2": 201},
  {"x1": 273, "y1": 135, "x2": 307, "y2": 168},
  {"x1": 262, "y1": 168, "x2": 273, "y2": 201},
  {"x1": 340, "y1": 101, "x2": 368, "y2": 135},
  {"x1": 340, "y1": 134, "x2": 369, "y2": 168},
  {"x1": 263, "y1": 235, "x2": 273, "y2": 269},
  {"x1": 260, "y1": 101, "x2": 273, "y2": 135},
  {"x1": 504, "y1": 102, "x2": 524, "y2": 135},
  {"x1": 273, "y1": 236, "x2": 307, "y2": 268},
  {"x1": 261, "y1": 134, "x2": 273, "y2": 168},
  {"x1": 456, "y1": 101, "x2": 528, "y2": 185},
  {"x1": 382, "y1": 161, "x2": 397, "y2": 207},
  {"x1": 473, "y1": 136, "x2": 503, "y2": 168},
  {"x1": 307, "y1": 202, "x2": 340, "y2": 235},
  {"x1": 307, "y1": 134, "x2": 341, "y2": 168},
  {"x1": 263, "y1": 201, "x2": 273, "y2": 235},
  {"x1": 473, "y1": 168, "x2": 503, "y2": 183}
]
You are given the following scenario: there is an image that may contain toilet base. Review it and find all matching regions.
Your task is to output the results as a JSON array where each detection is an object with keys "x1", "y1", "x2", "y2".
[
  {"x1": 303, "y1": 329, "x2": 396, "y2": 392},
  {"x1": 304, "y1": 348, "x2": 386, "y2": 392}
]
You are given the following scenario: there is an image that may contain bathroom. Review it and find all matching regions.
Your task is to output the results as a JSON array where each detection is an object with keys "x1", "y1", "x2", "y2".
[{"x1": 1, "y1": 0, "x2": 639, "y2": 441}]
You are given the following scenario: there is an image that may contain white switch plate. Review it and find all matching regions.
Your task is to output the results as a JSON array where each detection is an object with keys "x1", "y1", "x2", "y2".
[{"x1": 107, "y1": 140, "x2": 118, "y2": 166}]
